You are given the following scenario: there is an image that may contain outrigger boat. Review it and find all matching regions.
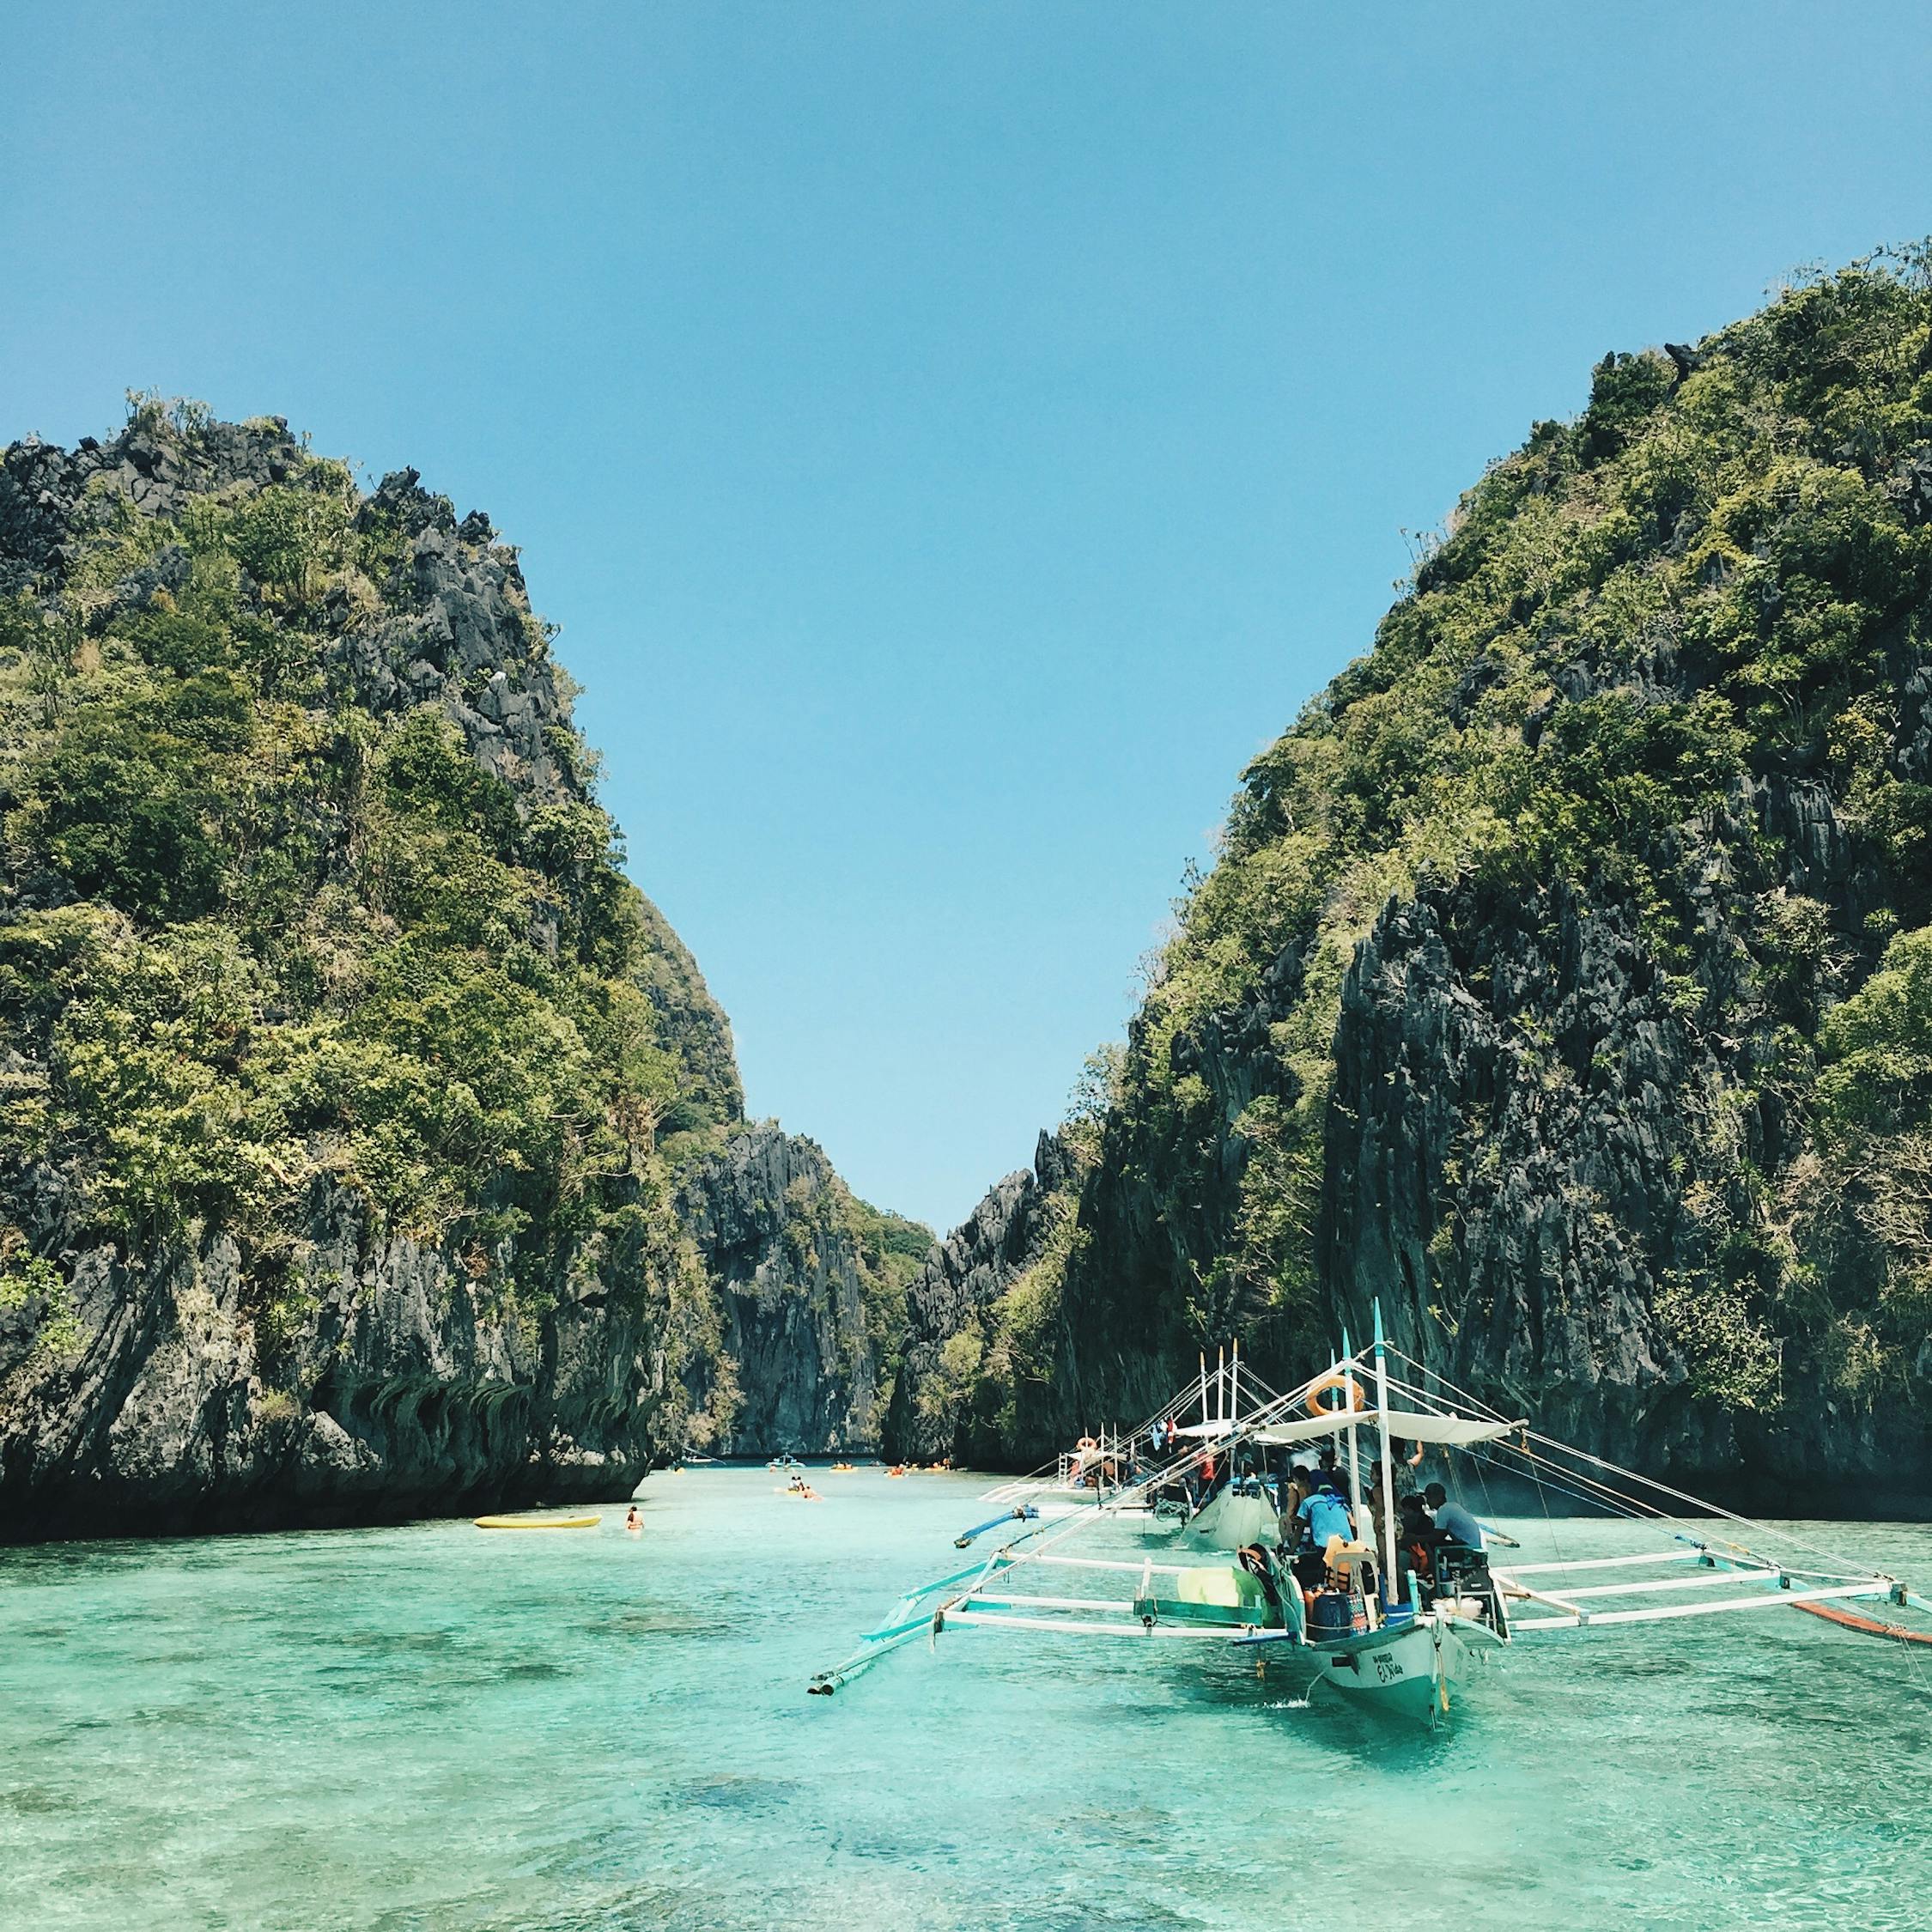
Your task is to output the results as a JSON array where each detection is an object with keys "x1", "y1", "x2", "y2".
[
  {"x1": 812, "y1": 1303, "x2": 1932, "y2": 1725},
  {"x1": 970, "y1": 1342, "x2": 1285, "y2": 1552}
]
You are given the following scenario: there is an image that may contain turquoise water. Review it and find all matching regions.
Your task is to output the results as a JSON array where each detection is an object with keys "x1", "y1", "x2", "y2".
[{"x1": 3, "y1": 1467, "x2": 1929, "y2": 1930}]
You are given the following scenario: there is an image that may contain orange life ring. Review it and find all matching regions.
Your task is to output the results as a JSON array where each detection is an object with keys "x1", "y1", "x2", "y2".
[{"x1": 1305, "y1": 1370, "x2": 1367, "y2": 1417}]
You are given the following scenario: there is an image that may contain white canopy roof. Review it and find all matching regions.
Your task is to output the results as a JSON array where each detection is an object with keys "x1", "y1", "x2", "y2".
[{"x1": 1249, "y1": 1407, "x2": 1523, "y2": 1449}]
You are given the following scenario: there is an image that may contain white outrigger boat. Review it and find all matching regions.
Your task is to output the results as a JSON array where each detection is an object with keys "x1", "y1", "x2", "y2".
[
  {"x1": 813, "y1": 1303, "x2": 1932, "y2": 1725},
  {"x1": 968, "y1": 1343, "x2": 1284, "y2": 1552}
]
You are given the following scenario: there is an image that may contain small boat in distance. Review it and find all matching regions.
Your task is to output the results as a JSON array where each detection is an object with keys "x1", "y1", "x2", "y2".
[
  {"x1": 969, "y1": 1341, "x2": 1283, "y2": 1550},
  {"x1": 767, "y1": 1452, "x2": 806, "y2": 1473},
  {"x1": 473, "y1": 1514, "x2": 602, "y2": 1532}
]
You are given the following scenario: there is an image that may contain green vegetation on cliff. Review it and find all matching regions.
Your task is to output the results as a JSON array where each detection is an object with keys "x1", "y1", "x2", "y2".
[
  {"x1": 0, "y1": 401, "x2": 736, "y2": 1423},
  {"x1": 1, "y1": 401, "x2": 921, "y2": 1499},
  {"x1": 908, "y1": 252, "x2": 1932, "y2": 1481}
]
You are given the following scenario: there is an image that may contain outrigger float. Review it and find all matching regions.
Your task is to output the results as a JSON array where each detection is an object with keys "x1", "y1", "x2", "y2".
[{"x1": 810, "y1": 1303, "x2": 1932, "y2": 1725}]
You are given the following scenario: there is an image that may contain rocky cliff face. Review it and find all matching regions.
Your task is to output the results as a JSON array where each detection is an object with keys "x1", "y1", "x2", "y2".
[
  {"x1": 0, "y1": 403, "x2": 916, "y2": 1539},
  {"x1": 896, "y1": 260, "x2": 1932, "y2": 1509},
  {"x1": 0, "y1": 1177, "x2": 686, "y2": 1539},
  {"x1": 678, "y1": 1123, "x2": 895, "y2": 1455},
  {"x1": 883, "y1": 1130, "x2": 1072, "y2": 1463}
]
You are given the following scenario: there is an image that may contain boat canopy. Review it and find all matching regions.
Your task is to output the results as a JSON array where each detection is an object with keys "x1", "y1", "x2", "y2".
[{"x1": 1249, "y1": 1407, "x2": 1524, "y2": 1449}]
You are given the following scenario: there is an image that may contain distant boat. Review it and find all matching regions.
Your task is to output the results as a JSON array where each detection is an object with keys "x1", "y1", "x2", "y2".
[
  {"x1": 473, "y1": 1514, "x2": 601, "y2": 1532},
  {"x1": 969, "y1": 1340, "x2": 1279, "y2": 1550},
  {"x1": 767, "y1": 1452, "x2": 805, "y2": 1473},
  {"x1": 813, "y1": 1302, "x2": 1932, "y2": 1725}
]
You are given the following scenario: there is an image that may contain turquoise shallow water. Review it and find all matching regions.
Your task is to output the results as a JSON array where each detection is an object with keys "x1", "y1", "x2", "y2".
[{"x1": 3, "y1": 1467, "x2": 1930, "y2": 1930}]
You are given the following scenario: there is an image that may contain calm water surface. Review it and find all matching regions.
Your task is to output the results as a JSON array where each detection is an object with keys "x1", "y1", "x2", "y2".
[{"x1": 3, "y1": 1467, "x2": 1929, "y2": 1929}]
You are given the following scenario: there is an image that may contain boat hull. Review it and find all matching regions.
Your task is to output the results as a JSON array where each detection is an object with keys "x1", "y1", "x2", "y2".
[
  {"x1": 1178, "y1": 1487, "x2": 1278, "y2": 1552},
  {"x1": 1287, "y1": 1613, "x2": 1501, "y2": 1723}
]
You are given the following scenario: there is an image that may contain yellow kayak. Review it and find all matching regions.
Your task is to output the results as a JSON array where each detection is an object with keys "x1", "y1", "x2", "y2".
[{"x1": 473, "y1": 1514, "x2": 602, "y2": 1531}]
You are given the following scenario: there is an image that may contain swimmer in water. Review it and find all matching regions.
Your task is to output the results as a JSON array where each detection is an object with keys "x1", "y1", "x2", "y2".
[{"x1": 624, "y1": 1504, "x2": 641, "y2": 1534}]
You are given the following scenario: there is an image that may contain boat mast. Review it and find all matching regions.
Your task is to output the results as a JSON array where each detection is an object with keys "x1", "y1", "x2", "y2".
[
  {"x1": 1217, "y1": 1344, "x2": 1226, "y2": 1425},
  {"x1": 1374, "y1": 1298, "x2": 1397, "y2": 1604},
  {"x1": 1341, "y1": 1324, "x2": 1363, "y2": 1523},
  {"x1": 1199, "y1": 1352, "x2": 1207, "y2": 1431}
]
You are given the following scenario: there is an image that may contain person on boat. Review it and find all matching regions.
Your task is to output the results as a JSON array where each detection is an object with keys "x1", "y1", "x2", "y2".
[
  {"x1": 624, "y1": 1504, "x2": 641, "y2": 1534},
  {"x1": 1394, "y1": 1492, "x2": 1446, "y2": 1601},
  {"x1": 1364, "y1": 1463, "x2": 1385, "y2": 1552},
  {"x1": 1365, "y1": 1460, "x2": 1409, "y2": 1554},
  {"x1": 1276, "y1": 1464, "x2": 1310, "y2": 1553},
  {"x1": 1425, "y1": 1482, "x2": 1485, "y2": 1549},
  {"x1": 1296, "y1": 1476, "x2": 1355, "y2": 1555}
]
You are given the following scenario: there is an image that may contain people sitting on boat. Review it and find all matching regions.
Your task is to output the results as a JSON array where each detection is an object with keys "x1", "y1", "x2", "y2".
[
  {"x1": 1425, "y1": 1482, "x2": 1485, "y2": 1549},
  {"x1": 1394, "y1": 1492, "x2": 1446, "y2": 1602}
]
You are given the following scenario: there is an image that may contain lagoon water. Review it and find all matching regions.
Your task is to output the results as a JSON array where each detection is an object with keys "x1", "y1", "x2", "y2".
[{"x1": 3, "y1": 1467, "x2": 1929, "y2": 1930}]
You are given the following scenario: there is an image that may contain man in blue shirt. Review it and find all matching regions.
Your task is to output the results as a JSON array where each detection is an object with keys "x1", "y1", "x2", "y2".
[
  {"x1": 1425, "y1": 1482, "x2": 1485, "y2": 1548},
  {"x1": 1296, "y1": 1479, "x2": 1355, "y2": 1552}
]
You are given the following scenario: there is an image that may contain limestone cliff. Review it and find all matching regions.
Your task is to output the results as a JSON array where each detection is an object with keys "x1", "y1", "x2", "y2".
[
  {"x1": 894, "y1": 258, "x2": 1932, "y2": 1510},
  {"x1": 678, "y1": 1122, "x2": 924, "y2": 1455},
  {"x1": 0, "y1": 402, "x2": 918, "y2": 1538}
]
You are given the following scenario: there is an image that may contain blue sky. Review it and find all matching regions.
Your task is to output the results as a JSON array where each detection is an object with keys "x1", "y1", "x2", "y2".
[{"x1": 7, "y1": 4, "x2": 1931, "y2": 1231}]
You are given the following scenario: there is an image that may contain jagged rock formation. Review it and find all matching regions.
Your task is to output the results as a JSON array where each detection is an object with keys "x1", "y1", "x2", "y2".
[
  {"x1": 884, "y1": 1130, "x2": 1072, "y2": 1462},
  {"x1": 678, "y1": 1122, "x2": 917, "y2": 1455},
  {"x1": 0, "y1": 402, "x2": 919, "y2": 1539},
  {"x1": 898, "y1": 258, "x2": 1932, "y2": 1510},
  {"x1": 2, "y1": 1181, "x2": 677, "y2": 1538}
]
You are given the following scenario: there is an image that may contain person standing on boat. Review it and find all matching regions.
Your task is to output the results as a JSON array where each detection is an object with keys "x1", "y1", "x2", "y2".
[
  {"x1": 1425, "y1": 1482, "x2": 1484, "y2": 1549},
  {"x1": 1279, "y1": 1464, "x2": 1312, "y2": 1535}
]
